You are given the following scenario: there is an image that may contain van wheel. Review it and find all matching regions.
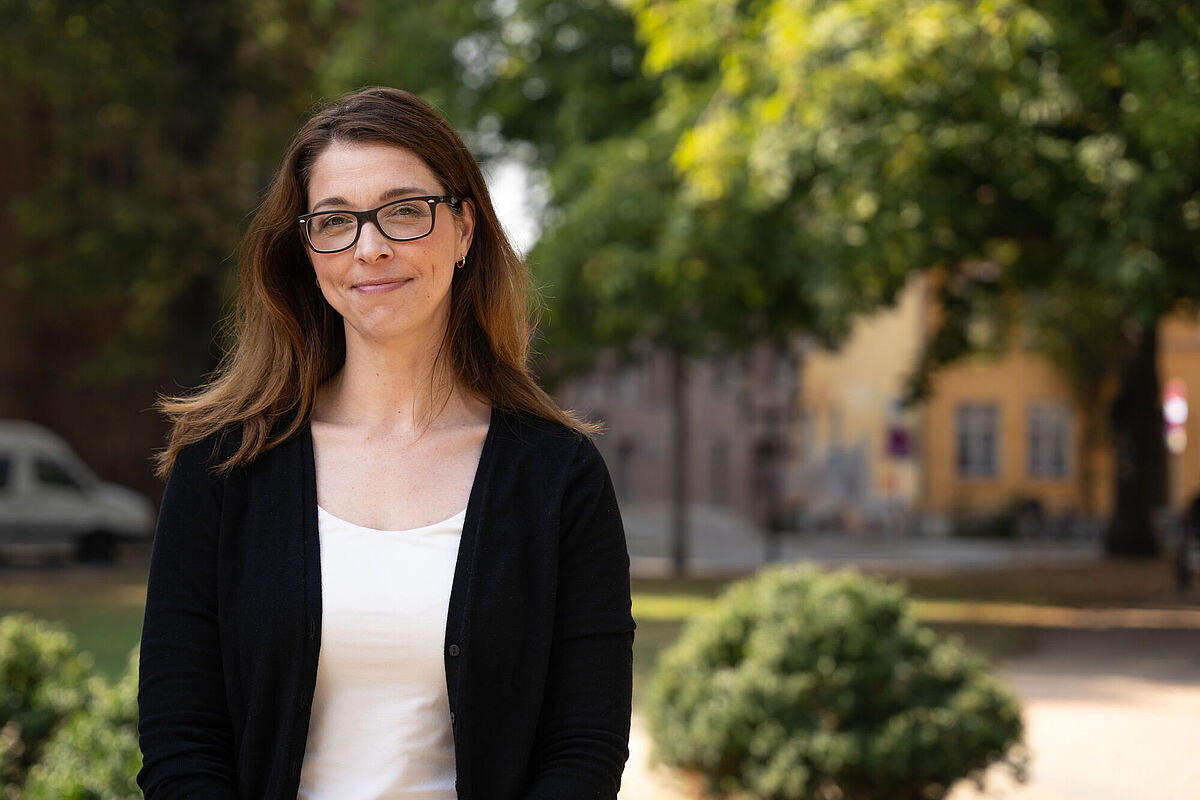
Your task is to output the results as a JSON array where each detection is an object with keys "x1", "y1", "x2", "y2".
[{"x1": 76, "y1": 531, "x2": 116, "y2": 563}]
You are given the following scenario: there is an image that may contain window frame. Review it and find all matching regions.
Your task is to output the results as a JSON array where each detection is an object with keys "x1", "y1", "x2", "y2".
[
  {"x1": 1027, "y1": 401, "x2": 1072, "y2": 479},
  {"x1": 955, "y1": 402, "x2": 1000, "y2": 479}
]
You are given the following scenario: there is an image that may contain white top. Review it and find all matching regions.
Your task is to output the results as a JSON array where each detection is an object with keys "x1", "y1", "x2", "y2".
[{"x1": 297, "y1": 506, "x2": 464, "y2": 800}]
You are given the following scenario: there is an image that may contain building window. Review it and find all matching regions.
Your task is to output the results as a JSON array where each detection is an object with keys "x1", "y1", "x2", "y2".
[
  {"x1": 1028, "y1": 403, "x2": 1070, "y2": 478},
  {"x1": 956, "y1": 403, "x2": 999, "y2": 478}
]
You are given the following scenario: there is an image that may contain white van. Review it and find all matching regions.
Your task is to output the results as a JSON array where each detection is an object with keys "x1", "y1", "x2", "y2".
[{"x1": 0, "y1": 420, "x2": 155, "y2": 562}]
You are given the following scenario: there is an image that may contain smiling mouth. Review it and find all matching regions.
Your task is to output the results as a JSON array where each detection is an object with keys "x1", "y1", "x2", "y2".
[{"x1": 353, "y1": 278, "x2": 413, "y2": 293}]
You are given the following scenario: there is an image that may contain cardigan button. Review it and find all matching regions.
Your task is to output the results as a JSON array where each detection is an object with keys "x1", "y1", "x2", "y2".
[
  {"x1": 450, "y1": 712, "x2": 456, "y2": 725},
  {"x1": 448, "y1": 643, "x2": 461, "y2": 657}
]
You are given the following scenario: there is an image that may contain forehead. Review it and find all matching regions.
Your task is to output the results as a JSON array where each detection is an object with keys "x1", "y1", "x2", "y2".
[{"x1": 306, "y1": 141, "x2": 443, "y2": 206}]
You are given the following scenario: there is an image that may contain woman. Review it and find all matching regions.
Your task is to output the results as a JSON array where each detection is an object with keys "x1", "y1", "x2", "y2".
[{"x1": 137, "y1": 87, "x2": 634, "y2": 800}]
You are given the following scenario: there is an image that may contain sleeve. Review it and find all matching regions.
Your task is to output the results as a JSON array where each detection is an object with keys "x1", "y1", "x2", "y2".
[
  {"x1": 521, "y1": 438, "x2": 636, "y2": 800},
  {"x1": 136, "y1": 441, "x2": 239, "y2": 800}
]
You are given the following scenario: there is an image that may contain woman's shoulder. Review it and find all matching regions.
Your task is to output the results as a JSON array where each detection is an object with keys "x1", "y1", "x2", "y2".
[
  {"x1": 487, "y1": 410, "x2": 619, "y2": 510},
  {"x1": 171, "y1": 418, "x2": 309, "y2": 479},
  {"x1": 490, "y1": 407, "x2": 590, "y2": 449},
  {"x1": 168, "y1": 425, "x2": 244, "y2": 479},
  {"x1": 488, "y1": 407, "x2": 607, "y2": 475}
]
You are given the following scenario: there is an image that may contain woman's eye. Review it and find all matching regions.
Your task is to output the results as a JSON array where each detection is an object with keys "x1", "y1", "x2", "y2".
[
  {"x1": 318, "y1": 214, "x2": 353, "y2": 231},
  {"x1": 386, "y1": 202, "x2": 424, "y2": 218}
]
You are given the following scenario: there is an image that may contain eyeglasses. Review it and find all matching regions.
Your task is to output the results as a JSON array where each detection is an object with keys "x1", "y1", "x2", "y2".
[{"x1": 298, "y1": 195, "x2": 462, "y2": 254}]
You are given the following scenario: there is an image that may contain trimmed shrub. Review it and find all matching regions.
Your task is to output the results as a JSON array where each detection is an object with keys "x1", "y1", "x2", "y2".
[
  {"x1": 646, "y1": 566, "x2": 1025, "y2": 800},
  {"x1": 0, "y1": 615, "x2": 94, "y2": 795},
  {"x1": 0, "y1": 615, "x2": 141, "y2": 800},
  {"x1": 22, "y1": 647, "x2": 140, "y2": 800}
]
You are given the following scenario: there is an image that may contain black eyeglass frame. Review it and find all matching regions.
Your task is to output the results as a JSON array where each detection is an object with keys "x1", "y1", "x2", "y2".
[{"x1": 297, "y1": 195, "x2": 463, "y2": 254}]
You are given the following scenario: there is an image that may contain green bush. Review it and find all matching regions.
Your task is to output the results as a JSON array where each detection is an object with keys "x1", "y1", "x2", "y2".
[
  {"x1": 22, "y1": 647, "x2": 140, "y2": 800},
  {"x1": 0, "y1": 615, "x2": 94, "y2": 795},
  {"x1": 0, "y1": 615, "x2": 140, "y2": 800},
  {"x1": 646, "y1": 566, "x2": 1025, "y2": 800}
]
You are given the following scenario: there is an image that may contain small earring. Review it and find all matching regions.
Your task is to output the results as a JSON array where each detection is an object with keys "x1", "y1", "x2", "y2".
[{"x1": 455, "y1": 256, "x2": 466, "y2": 269}]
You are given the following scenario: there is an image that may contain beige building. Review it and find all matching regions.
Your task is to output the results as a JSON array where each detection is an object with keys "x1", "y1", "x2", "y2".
[{"x1": 558, "y1": 342, "x2": 798, "y2": 529}]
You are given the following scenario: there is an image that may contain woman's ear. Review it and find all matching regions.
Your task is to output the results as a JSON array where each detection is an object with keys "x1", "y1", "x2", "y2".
[{"x1": 457, "y1": 198, "x2": 476, "y2": 258}]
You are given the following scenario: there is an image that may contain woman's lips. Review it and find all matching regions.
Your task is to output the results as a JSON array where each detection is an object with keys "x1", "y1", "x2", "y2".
[{"x1": 354, "y1": 278, "x2": 412, "y2": 295}]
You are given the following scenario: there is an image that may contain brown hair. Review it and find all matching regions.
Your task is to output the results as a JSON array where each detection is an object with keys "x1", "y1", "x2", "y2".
[{"x1": 155, "y1": 87, "x2": 589, "y2": 477}]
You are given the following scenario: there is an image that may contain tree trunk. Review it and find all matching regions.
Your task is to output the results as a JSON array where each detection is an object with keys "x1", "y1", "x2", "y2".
[
  {"x1": 1076, "y1": 390, "x2": 1103, "y2": 519},
  {"x1": 1104, "y1": 321, "x2": 1164, "y2": 557},
  {"x1": 669, "y1": 349, "x2": 690, "y2": 576}
]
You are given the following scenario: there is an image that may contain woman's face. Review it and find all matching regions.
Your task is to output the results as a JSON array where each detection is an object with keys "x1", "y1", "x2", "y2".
[{"x1": 305, "y1": 141, "x2": 474, "y2": 349}]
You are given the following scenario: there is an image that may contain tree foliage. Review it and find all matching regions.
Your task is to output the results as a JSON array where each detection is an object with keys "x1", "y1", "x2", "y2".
[
  {"x1": 0, "y1": 0, "x2": 333, "y2": 381},
  {"x1": 634, "y1": 0, "x2": 1200, "y2": 310},
  {"x1": 622, "y1": 0, "x2": 1200, "y2": 554}
]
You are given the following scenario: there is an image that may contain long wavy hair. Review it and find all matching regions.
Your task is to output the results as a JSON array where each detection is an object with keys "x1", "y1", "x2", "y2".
[{"x1": 156, "y1": 87, "x2": 588, "y2": 477}]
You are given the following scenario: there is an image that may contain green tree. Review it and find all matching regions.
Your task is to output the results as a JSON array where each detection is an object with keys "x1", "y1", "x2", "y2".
[
  {"x1": 314, "y1": 1, "x2": 480, "y2": 123},
  {"x1": 0, "y1": 1, "x2": 342, "y2": 493},
  {"x1": 533, "y1": 122, "x2": 822, "y2": 572},
  {"x1": 0, "y1": 0, "x2": 333, "y2": 396},
  {"x1": 626, "y1": 0, "x2": 1200, "y2": 556},
  {"x1": 447, "y1": 0, "x2": 830, "y2": 573},
  {"x1": 315, "y1": 0, "x2": 662, "y2": 153}
]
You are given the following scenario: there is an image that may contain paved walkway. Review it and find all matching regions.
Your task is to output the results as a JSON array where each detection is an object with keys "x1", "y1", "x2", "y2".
[
  {"x1": 947, "y1": 628, "x2": 1200, "y2": 800},
  {"x1": 620, "y1": 629, "x2": 1200, "y2": 800},
  {"x1": 618, "y1": 505, "x2": 1200, "y2": 800},
  {"x1": 622, "y1": 502, "x2": 1102, "y2": 578},
  {"x1": 618, "y1": 713, "x2": 690, "y2": 800}
]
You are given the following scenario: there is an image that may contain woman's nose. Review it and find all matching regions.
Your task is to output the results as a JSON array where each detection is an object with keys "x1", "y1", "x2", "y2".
[{"x1": 354, "y1": 221, "x2": 393, "y2": 262}]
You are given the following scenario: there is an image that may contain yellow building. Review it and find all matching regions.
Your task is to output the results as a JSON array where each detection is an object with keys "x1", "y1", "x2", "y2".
[
  {"x1": 798, "y1": 276, "x2": 1200, "y2": 531},
  {"x1": 921, "y1": 346, "x2": 1111, "y2": 519},
  {"x1": 798, "y1": 277, "x2": 926, "y2": 529}
]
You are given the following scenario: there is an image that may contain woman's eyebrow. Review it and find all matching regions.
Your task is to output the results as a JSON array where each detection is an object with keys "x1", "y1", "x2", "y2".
[
  {"x1": 380, "y1": 186, "x2": 434, "y2": 201},
  {"x1": 310, "y1": 195, "x2": 349, "y2": 211},
  {"x1": 310, "y1": 187, "x2": 434, "y2": 211}
]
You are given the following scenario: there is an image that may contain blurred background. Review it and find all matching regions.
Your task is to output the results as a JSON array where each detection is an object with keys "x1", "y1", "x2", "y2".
[{"x1": 2, "y1": 1, "x2": 1199, "y2": 799}]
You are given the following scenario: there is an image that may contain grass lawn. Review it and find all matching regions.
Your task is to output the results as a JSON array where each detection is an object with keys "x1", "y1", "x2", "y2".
[
  {"x1": 895, "y1": 558, "x2": 1198, "y2": 607},
  {"x1": 0, "y1": 555, "x2": 149, "y2": 680},
  {"x1": 627, "y1": 576, "x2": 1037, "y2": 701},
  {"x1": 629, "y1": 556, "x2": 1199, "y2": 698},
  {"x1": 3, "y1": 551, "x2": 1194, "y2": 690}
]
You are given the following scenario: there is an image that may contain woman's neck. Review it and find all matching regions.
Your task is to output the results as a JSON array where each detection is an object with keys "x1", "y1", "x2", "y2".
[{"x1": 315, "y1": 327, "x2": 471, "y2": 436}]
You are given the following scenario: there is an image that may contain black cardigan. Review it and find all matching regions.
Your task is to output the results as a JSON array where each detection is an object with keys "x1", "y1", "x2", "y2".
[{"x1": 137, "y1": 409, "x2": 635, "y2": 800}]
